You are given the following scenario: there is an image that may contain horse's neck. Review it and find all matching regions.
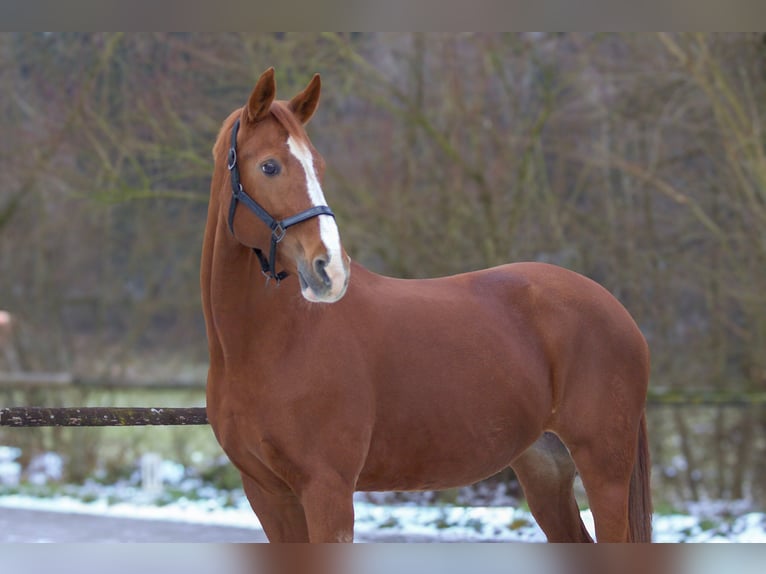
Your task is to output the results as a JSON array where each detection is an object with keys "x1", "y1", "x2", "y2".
[{"x1": 202, "y1": 211, "x2": 294, "y2": 352}]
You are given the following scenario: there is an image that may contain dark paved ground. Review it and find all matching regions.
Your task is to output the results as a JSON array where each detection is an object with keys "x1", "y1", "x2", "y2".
[
  {"x1": 0, "y1": 507, "x2": 452, "y2": 542},
  {"x1": 0, "y1": 507, "x2": 268, "y2": 542}
]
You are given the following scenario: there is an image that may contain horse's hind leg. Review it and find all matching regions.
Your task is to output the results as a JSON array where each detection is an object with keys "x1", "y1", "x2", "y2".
[
  {"x1": 510, "y1": 433, "x2": 593, "y2": 542},
  {"x1": 240, "y1": 473, "x2": 310, "y2": 542},
  {"x1": 566, "y1": 433, "x2": 637, "y2": 542}
]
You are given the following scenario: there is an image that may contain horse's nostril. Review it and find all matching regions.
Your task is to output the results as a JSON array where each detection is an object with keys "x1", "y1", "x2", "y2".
[{"x1": 313, "y1": 255, "x2": 331, "y2": 287}]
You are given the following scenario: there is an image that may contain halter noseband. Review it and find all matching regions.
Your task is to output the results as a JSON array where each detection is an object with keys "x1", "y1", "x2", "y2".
[{"x1": 227, "y1": 117, "x2": 335, "y2": 283}]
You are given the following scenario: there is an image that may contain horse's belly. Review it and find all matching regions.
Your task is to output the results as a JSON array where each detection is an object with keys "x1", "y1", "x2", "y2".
[
  {"x1": 357, "y1": 434, "x2": 526, "y2": 492},
  {"x1": 356, "y1": 398, "x2": 545, "y2": 492},
  {"x1": 355, "y1": 337, "x2": 552, "y2": 491}
]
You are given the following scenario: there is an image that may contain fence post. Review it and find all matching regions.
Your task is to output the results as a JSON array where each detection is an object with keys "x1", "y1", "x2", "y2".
[{"x1": 140, "y1": 452, "x2": 163, "y2": 494}]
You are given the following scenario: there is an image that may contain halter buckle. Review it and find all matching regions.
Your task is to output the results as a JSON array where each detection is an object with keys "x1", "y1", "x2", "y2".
[
  {"x1": 271, "y1": 223, "x2": 286, "y2": 243},
  {"x1": 227, "y1": 148, "x2": 237, "y2": 171},
  {"x1": 261, "y1": 268, "x2": 285, "y2": 287}
]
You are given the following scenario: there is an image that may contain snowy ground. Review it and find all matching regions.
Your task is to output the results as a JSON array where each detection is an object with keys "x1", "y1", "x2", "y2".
[
  {"x1": 0, "y1": 488, "x2": 764, "y2": 542},
  {"x1": 1, "y1": 447, "x2": 764, "y2": 542}
]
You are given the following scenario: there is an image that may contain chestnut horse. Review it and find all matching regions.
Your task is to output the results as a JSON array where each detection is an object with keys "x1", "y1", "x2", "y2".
[{"x1": 201, "y1": 68, "x2": 652, "y2": 543}]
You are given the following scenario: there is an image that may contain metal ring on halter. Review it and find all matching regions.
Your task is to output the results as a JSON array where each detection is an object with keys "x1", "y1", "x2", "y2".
[
  {"x1": 272, "y1": 223, "x2": 286, "y2": 243},
  {"x1": 227, "y1": 148, "x2": 237, "y2": 171}
]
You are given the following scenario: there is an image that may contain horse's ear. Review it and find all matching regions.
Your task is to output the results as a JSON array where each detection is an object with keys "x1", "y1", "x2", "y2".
[
  {"x1": 289, "y1": 73, "x2": 321, "y2": 125},
  {"x1": 246, "y1": 67, "x2": 277, "y2": 123}
]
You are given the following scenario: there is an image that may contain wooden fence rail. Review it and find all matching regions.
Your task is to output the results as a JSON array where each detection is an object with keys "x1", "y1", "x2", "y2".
[{"x1": 0, "y1": 406, "x2": 208, "y2": 427}]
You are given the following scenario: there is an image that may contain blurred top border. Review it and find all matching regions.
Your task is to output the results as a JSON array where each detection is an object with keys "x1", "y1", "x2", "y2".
[{"x1": 3, "y1": 1, "x2": 766, "y2": 32}]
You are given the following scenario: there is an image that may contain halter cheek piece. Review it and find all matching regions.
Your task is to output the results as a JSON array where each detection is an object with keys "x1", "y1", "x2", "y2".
[{"x1": 227, "y1": 117, "x2": 335, "y2": 283}]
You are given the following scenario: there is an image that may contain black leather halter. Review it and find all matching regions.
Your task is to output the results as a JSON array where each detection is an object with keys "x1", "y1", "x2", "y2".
[{"x1": 227, "y1": 117, "x2": 335, "y2": 283}]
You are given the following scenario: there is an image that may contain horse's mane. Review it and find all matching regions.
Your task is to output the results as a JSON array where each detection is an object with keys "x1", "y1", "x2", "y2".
[
  {"x1": 269, "y1": 101, "x2": 309, "y2": 144},
  {"x1": 212, "y1": 109, "x2": 241, "y2": 162}
]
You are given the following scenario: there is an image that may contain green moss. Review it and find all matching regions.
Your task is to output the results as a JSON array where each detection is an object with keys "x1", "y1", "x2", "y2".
[
  {"x1": 378, "y1": 517, "x2": 400, "y2": 529},
  {"x1": 698, "y1": 518, "x2": 718, "y2": 532},
  {"x1": 464, "y1": 517, "x2": 485, "y2": 533},
  {"x1": 509, "y1": 517, "x2": 533, "y2": 530}
]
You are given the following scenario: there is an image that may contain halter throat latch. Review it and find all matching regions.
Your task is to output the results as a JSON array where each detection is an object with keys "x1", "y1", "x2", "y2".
[{"x1": 226, "y1": 117, "x2": 334, "y2": 283}]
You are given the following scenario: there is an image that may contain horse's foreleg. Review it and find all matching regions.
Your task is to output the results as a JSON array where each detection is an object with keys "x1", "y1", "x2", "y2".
[
  {"x1": 511, "y1": 433, "x2": 593, "y2": 542},
  {"x1": 299, "y1": 474, "x2": 356, "y2": 543},
  {"x1": 240, "y1": 473, "x2": 310, "y2": 542}
]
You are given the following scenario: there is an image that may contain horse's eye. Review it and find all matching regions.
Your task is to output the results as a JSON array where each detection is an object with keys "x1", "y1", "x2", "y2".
[{"x1": 261, "y1": 161, "x2": 280, "y2": 177}]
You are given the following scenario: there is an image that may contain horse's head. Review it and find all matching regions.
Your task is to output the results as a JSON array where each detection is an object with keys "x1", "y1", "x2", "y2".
[{"x1": 217, "y1": 68, "x2": 350, "y2": 303}]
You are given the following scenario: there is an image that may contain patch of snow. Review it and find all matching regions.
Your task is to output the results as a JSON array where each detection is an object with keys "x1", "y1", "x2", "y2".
[
  {"x1": 0, "y1": 447, "x2": 22, "y2": 487},
  {"x1": 0, "y1": 462, "x2": 21, "y2": 486},
  {"x1": 159, "y1": 459, "x2": 186, "y2": 485},
  {"x1": 0, "y1": 446, "x2": 21, "y2": 461},
  {"x1": 26, "y1": 452, "x2": 64, "y2": 485}
]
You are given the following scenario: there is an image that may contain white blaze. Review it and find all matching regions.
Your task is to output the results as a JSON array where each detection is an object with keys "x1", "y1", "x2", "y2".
[{"x1": 287, "y1": 135, "x2": 347, "y2": 296}]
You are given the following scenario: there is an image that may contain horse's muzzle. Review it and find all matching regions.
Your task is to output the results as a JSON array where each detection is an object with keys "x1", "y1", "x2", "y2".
[{"x1": 297, "y1": 254, "x2": 350, "y2": 303}]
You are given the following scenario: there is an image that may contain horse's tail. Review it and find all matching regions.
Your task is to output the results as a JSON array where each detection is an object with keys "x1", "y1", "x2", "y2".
[{"x1": 628, "y1": 411, "x2": 653, "y2": 542}]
